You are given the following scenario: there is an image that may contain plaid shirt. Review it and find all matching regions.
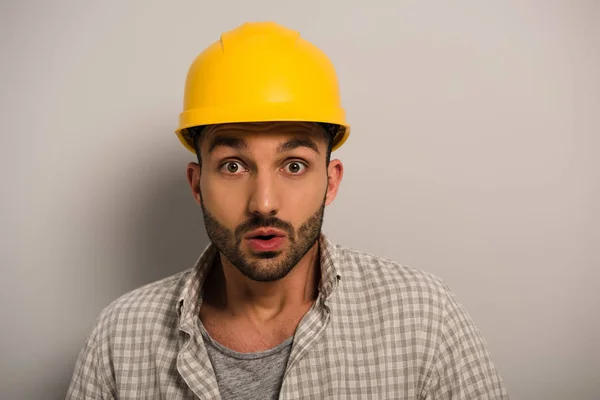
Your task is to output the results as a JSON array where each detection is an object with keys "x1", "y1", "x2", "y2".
[{"x1": 67, "y1": 234, "x2": 508, "y2": 399}]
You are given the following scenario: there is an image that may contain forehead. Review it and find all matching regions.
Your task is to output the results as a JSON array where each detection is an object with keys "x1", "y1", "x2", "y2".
[
  {"x1": 201, "y1": 122, "x2": 328, "y2": 152},
  {"x1": 206, "y1": 121, "x2": 324, "y2": 139}
]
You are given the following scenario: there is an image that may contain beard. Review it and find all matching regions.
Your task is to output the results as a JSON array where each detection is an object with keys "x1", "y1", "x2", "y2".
[{"x1": 200, "y1": 194, "x2": 326, "y2": 282}]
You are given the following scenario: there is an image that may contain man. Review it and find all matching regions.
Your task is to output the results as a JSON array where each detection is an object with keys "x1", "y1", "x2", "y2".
[{"x1": 67, "y1": 22, "x2": 508, "y2": 399}]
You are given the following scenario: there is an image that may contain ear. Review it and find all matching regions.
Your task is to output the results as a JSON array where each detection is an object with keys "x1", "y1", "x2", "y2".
[
  {"x1": 324, "y1": 159, "x2": 344, "y2": 206},
  {"x1": 186, "y1": 162, "x2": 202, "y2": 206}
]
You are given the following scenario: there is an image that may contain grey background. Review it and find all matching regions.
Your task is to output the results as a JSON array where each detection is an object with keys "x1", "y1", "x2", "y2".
[{"x1": 1, "y1": 0, "x2": 598, "y2": 399}]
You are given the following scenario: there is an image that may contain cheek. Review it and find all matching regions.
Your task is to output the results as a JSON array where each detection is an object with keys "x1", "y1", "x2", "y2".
[
  {"x1": 200, "y1": 176, "x2": 248, "y2": 224},
  {"x1": 280, "y1": 176, "x2": 327, "y2": 215}
]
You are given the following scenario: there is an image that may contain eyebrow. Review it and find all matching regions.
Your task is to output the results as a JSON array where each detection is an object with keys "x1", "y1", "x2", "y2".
[
  {"x1": 276, "y1": 138, "x2": 320, "y2": 155},
  {"x1": 207, "y1": 136, "x2": 321, "y2": 155},
  {"x1": 208, "y1": 136, "x2": 249, "y2": 154}
]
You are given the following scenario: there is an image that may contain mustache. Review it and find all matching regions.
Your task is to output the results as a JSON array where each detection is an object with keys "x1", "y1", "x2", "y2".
[{"x1": 234, "y1": 216, "x2": 295, "y2": 241}]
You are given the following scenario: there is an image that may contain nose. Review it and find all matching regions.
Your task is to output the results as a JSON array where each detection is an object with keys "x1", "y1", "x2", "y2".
[{"x1": 247, "y1": 171, "x2": 280, "y2": 217}]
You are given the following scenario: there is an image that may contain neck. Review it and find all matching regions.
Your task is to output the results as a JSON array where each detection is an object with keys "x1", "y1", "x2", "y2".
[{"x1": 204, "y1": 240, "x2": 321, "y2": 324}]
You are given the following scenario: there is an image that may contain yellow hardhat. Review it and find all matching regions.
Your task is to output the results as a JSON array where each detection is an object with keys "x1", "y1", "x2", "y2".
[{"x1": 175, "y1": 22, "x2": 350, "y2": 153}]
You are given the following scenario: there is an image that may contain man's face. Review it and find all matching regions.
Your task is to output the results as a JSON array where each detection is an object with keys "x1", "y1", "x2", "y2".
[{"x1": 189, "y1": 122, "x2": 341, "y2": 282}]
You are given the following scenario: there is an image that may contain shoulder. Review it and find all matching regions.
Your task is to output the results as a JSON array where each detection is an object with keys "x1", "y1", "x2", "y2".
[
  {"x1": 332, "y1": 243, "x2": 456, "y2": 326},
  {"x1": 93, "y1": 269, "x2": 191, "y2": 340},
  {"x1": 68, "y1": 270, "x2": 193, "y2": 396},
  {"x1": 335, "y1": 243, "x2": 450, "y2": 301}
]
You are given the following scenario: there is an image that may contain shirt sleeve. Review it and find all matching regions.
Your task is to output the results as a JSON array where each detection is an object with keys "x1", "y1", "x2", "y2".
[
  {"x1": 424, "y1": 283, "x2": 509, "y2": 400},
  {"x1": 66, "y1": 324, "x2": 115, "y2": 400}
]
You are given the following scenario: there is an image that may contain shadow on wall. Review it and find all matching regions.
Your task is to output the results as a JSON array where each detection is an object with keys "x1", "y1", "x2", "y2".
[
  {"x1": 132, "y1": 157, "x2": 210, "y2": 286},
  {"x1": 56, "y1": 148, "x2": 211, "y2": 400}
]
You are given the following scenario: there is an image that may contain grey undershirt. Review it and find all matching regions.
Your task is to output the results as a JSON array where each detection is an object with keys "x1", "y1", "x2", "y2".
[{"x1": 199, "y1": 321, "x2": 293, "y2": 400}]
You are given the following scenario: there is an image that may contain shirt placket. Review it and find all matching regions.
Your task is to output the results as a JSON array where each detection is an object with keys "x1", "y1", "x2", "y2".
[
  {"x1": 278, "y1": 292, "x2": 335, "y2": 399},
  {"x1": 177, "y1": 316, "x2": 222, "y2": 400}
]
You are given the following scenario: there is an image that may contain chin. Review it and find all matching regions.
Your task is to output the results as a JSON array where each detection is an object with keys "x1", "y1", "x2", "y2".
[{"x1": 251, "y1": 250, "x2": 281, "y2": 259}]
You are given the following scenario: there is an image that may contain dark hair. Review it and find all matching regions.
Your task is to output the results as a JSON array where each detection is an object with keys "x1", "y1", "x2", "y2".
[{"x1": 187, "y1": 123, "x2": 338, "y2": 167}]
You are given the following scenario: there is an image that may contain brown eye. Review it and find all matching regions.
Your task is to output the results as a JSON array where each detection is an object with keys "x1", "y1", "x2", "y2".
[
  {"x1": 285, "y1": 161, "x2": 306, "y2": 175},
  {"x1": 221, "y1": 161, "x2": 245, "y2": 174}
]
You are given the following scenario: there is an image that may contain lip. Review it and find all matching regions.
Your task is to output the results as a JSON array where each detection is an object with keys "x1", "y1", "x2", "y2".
[
  {"x1": 244, "y1": 228, "x2": 287, "y2": 239},
  {"x1": 247, "y1": 236, "x2": 286, "y2": 252}
]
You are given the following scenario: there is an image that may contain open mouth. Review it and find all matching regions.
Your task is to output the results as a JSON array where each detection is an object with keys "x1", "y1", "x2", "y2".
[
  {"x1": 253, "y1": 235, "x2": 277, "y2": 240},
  {"x1": 246, "y1": 235, "x2": 285, "y2": 252}
]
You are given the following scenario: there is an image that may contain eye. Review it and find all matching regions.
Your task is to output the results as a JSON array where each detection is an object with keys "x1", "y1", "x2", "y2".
[
  {"x1": 284, "y1": 161, "x2": 307, "y2": 175},
  {"x1": 220, "y1": 161, "x2": 247, "y2": 175}
]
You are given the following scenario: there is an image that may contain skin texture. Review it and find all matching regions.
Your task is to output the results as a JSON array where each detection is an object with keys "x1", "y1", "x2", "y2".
[{"x1": 186, "y1": 121, "x2": 344, "y2": 352}]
